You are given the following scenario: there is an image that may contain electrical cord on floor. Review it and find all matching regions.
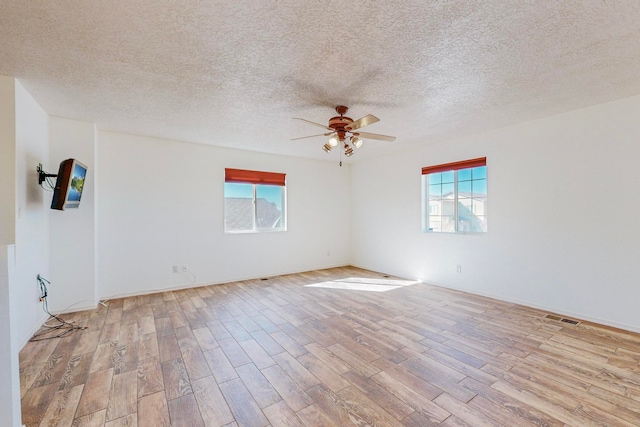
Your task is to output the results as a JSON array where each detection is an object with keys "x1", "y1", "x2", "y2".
[{"x1": 30, "y1": 275, "x2": 87, "y2": 341}]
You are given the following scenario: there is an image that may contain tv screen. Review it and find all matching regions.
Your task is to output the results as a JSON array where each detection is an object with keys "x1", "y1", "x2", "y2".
[{"x1": 51, "y1": 159, "x2": 87, "y2": 210}]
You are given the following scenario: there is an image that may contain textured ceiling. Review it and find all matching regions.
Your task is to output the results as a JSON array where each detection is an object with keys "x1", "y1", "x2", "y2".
[{"x1": 1, "y1": 1, "x2": 640, "y2": 162}]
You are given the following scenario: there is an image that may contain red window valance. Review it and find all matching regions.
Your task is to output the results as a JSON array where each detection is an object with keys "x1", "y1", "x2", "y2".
[
  {"x1": 422, "y1": 157, "x2": 486, "y2": 175},
  {"x1": 225, "y1": 168, "x2": 286, "y2": 186}
]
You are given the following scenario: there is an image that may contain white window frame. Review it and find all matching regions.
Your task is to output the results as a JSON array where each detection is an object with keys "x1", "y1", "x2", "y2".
[
  {"x1": 224, "y1": 169, "x2": 287, "y2": 234},
  {"x1": 422, "y1": 159, "x2": 487, "y2": 234}
]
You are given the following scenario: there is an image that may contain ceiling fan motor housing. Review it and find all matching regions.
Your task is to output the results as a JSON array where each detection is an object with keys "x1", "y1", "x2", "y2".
[{"x1": 329, "y1": 106, "x2": 353, "y2": 141}]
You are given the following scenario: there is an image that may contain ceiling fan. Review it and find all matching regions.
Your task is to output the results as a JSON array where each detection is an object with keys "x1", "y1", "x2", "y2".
[{"x1": 292, "y1": 106, "x2": 396, "y2": 159}]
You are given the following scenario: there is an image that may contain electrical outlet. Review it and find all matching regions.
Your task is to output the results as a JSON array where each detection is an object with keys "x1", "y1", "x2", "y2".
[
  {"x1": 172, "y1": 265, "x2": 178, "y2": 273},
  {"x1": 456, "y1": 264, "x2": 462, "y2": 273},
  {"x1": 181, "y1": 265, "x2": 188, "y2": 272}
]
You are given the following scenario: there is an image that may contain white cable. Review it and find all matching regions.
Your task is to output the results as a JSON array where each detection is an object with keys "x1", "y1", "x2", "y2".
[{"x1": 183, "y1": 268, "x2": 197, "y2": 284}]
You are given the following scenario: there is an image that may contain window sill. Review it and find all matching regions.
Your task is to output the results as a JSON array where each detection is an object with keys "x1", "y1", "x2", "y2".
[{"x1": 224, "y1": 228, "x2": 287, "y2": 234}]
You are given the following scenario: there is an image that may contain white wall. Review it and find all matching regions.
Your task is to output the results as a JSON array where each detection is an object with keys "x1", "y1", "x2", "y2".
[
  {"x1": 0, "y1": 77, "x2": 50, "y2": 427},
  {"x1": 0, "y1": 246, "x2": 21, "y2": 427},
  {"x1": 48, "y1": 117, "x2": 97, "y2": 312},
  {"x1": 0, "y1": 75, "x2": 16, "y2": 245},
  {"x1": 98, "y1": 131, "x2": 351, "y2": 298},
  {"x1": 0, "y1": 75, "x2": 22, "y2": 427},
  {"x1": 351, "y1": 94, "x2": 640, "y2": 332},
  {"x1": 14, "y1": 80, "x2": 51, "y2": 340}
]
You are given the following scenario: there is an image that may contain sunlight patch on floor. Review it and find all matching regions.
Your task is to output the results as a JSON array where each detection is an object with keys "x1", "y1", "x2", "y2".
[{"x1": 304, "y1": 277, "x2": 420, "y2": 292}]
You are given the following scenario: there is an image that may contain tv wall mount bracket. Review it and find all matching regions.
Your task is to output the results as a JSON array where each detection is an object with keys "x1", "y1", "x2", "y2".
[{"x1": 37, "y1": 163, "x2": 57, "y2": 185}]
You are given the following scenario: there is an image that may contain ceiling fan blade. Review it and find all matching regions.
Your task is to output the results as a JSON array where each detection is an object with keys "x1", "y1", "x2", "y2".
[
  {"x1": 291, "y1": 132, "x2": 333, "y2": 141},
  {"x1": 357, "y1": 131, "x2": 396, "y2": 142},
  {"x1": 346, "y1": 114, "x2": 379, "y2": 131},
  {"x1": 293, "y1": 117, "x2": 332, "y2": 130}
]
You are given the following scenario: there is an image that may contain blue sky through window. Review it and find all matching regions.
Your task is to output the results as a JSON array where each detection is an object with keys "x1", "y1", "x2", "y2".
[
  {"x1": 224, "y1": 183, "x2": 252, "y2": 198},
  {"x1": 225, "y1": 183, "x2": 283, "y2": 208},
  {"x1": 256, "y1": 185, "x2": 283, "y2": 204}
]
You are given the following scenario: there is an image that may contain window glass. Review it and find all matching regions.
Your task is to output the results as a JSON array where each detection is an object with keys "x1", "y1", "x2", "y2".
[
  {"x1": 224, "y1": 183, "x2": 254, "y2": 231},
  {"x1": 458, "y1": 168, "x2": 472, "y2": 181},
  {"x1": 429, "y1": 172, "x2": 442, "y2": 184},
  {"x1": 457, "y1": 180, "x2": 472, "y2": 196},
  {"x1": 472, "y1": 166, "x2": 487, "y2": 180},
  {"x1": 256, "y1": 185, "x2": 285, "y2": 230},
  {"x1": 224, "y1": 179, "x2": 286, "y2": 233}
]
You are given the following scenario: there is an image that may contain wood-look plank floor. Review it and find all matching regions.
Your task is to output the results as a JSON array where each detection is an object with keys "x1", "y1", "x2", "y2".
[{"x1": 20, "y1": 266, "x2": 640, "y2": 426}]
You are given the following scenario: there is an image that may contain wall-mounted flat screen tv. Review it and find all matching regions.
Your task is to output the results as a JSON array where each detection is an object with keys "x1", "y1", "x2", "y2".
[{"x1": 51, "y1": 159, "x2": 87, "y2": 210}]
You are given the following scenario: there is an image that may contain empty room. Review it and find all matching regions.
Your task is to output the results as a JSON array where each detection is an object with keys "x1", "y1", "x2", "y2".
[{"x1": 2, "y1": 1, "x2": 640, "y2": 426}]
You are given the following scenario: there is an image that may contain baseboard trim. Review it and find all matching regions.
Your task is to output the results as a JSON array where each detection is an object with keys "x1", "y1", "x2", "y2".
[{"x1": 99, "y1": 264, "x2": 351, "y2": 301}]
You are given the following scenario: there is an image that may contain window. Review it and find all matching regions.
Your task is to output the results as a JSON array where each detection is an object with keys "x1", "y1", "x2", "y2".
[
  {"x1": 422, "y1": 157, "x2": 487, "y2": 233},
  {"x1": 224, "y1": 168, "x2": 286, "y2": 233}
]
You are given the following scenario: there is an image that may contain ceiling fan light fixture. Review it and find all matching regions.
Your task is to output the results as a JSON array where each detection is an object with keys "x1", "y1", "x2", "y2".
[
  {"x1": 344, "y1": 146, "x2": 354, "y2": 157},
  {"x1": 322, "y1": 143, "x2": 332, "y2": 152},
  {"x1": 328, "y1": 135, "x2": 339, "y2": 147},
  {"x1": 351, "y1": 136, "x2": 363, "y2": 148}
]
